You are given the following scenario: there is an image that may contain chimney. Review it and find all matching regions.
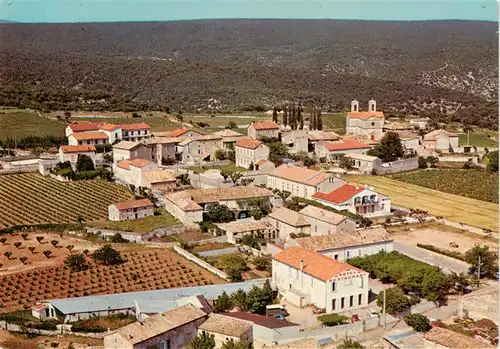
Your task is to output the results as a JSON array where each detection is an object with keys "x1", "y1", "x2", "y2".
[{"x1": 300, "y1": 259, "x2": 304, "y2": 271}]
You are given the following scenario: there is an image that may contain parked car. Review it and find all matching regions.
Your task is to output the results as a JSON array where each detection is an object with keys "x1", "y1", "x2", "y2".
[
  {"x1": 266, "y1": 304, "x2": 289, "y2": 318},
  {"x1": 273, "y1": 313, "x2": 286, "y2": 320}
]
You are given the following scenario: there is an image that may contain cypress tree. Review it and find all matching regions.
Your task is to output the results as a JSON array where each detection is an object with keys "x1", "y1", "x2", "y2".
[
  {"x1": 317, "y1": 109, "x2": 323, "y2": 130},
  {"x1": 283, "y1": 105, "x2": 288, "y2": 127},
  {"x1": 272, "y1": 107, "x2": 278, "y2": 123}
]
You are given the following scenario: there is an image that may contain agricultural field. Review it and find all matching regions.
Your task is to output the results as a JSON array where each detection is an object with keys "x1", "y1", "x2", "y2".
[
  {"x1": 0, "y1": 111, "x2": 66, "y2": 141},
  {"x1": 458, "y1": 131, "x2": 498, "y2": 148},
  {"x1": 391, "y1": 169, "x2": 498, "y2": 203},
  {"x1": 87, "y1": 211, "x2": 179, "y2": 232},
  {"x1": 0, "y1": 234, "x2": 225, "y2": 313},
  {"x1": 0, "y1": 173, "x2": 133, "y2": 229},
  {"x1": 344, "y1": 175, "x2": 498, "y2": 231}
]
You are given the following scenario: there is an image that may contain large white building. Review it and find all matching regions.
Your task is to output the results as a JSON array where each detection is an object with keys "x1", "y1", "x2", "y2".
[
  {"x1": 314, "y1": 139, "x2": 372, "y2": 162},
  {"x1": 235, "y1": 138, "x2": 270, "y2": 169},
  {"x1": 272, "y1": 247, "x2": 369, "y2": 313},
  {"x1": 288, "y1": 227, "x2": 393, "y2": 261},
  {"x1": 267, "y1": 164, "x2": 344, "y2": 199},
  {"x1": 114, "y1": 159, "x2": 177, "y2": 190},
  {"x1": 312, "y1": 184, "x2": 391, "y2": 218},
  {"x1": 423, "y1": 129, "x2": 459, "y2": 153},
  {"x1": 267, "y1": 207, "x2": 311, "y2": 241},
  {"x1": 345, "y1": 99, "x2": 385, "y2": 141},
  {"x1": 112, "y1": 141, "x2": 154, "y2": 164}
]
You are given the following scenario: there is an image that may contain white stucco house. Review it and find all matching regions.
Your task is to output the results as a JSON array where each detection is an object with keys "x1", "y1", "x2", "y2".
[
  {"x1": 108, "y1": 198, "x2": 155, "y2": 221},
  {"x1": 235, "y1": 138, "x2": 270, "y2": 169},
  {"x1": 266, "y1": 164, "x2": 345, "y2": 199},
  {"x1": 423, "y1": 130, "x2": 459, "y2": 153},
  {"x1": 247, "y1": 121, "x2": 280, "y2": 140},
  {"x1": 68, "y1": 131, "x2": 109, "y2": 146},
  {"x1": 344, "y1": 153, "x2": 381, "y2": 174},
  {"x1": 345, "y1": 99, "x2": 385, "y2": 141},
  {"x1": 66, "y1": 122, "x2": 150, "y2": 144},
  {"x1": 119, "y1": 123, "x2": 151, "y2": 142},
  {"x1": 216, "y1": 219, "x2": 272, "y2": 244},
  {"x1": 272, "y1": 247, "x2": 370, "y2": 313},
  {"x1": 281, "y1": 130, "x2": 309, "y2": 154},
  {"x1": 312, "y1": 184, "x2": 391, "y2": 218},
  {"x1": 58, "y1": 145, "x2": 97, "y2": 169},
  {"x1": 288, "y1": 227, "x2": 393, "y2": 261},
  {"x1": 112, "y1": 141, "x2": 154, "y2": 164},
  {"x1": 314, "y1": 139, "x2": 372, "y2": 162},
  {"x1": 267, "y1": 207, "x2": 311, "y2": 241},
  {"x1": 114, "y1": 159, "x2": 177, "y2": 190},
  {"x1": 298, "y1": 205, "x2": 356, "y2": 236}
]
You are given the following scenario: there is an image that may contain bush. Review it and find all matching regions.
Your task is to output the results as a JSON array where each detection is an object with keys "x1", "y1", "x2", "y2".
[
  {"x1": 71, "y1": 323, "x2": 106, "y2": 333},
  {"x1": 28, "y1": 322, "x2": 58, "y2": 331},
  {"x1": 109, "y1": 233, "x2": 129, "y2": 243},
  {"x1": 417, "y1": 244, "x2": 466, "y2": 261},
  {"x1": 317, "y1": 313, "x2": 349, "y2": 327},
  {"x1": 403, "y1": 313, "x2": 431, "y2": 332},
  {"x1": 376, "y1": 287, "x2": 411, "y2": 315}
]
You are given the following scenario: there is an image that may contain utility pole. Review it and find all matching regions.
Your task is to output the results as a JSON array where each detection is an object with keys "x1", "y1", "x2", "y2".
[{"x1": 477, "y1": 255, "x2": 481, "y2": 288}]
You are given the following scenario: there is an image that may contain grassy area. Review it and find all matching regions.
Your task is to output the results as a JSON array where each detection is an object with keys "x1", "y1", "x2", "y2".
[
  {"x1": 459, "y1": 132, "x2": 498, "y2": 148},
  {"x1": 391, "y1": 169, "x2": 498, "y2": 203},
  {"x1": 187, "y1": 163, "x2": 247, "y2": 174},
  {"x1": 191, "y1": 242, "x2": 234, "y2": 253},
  {"x1": 344, "y1": 175, "x2": 498, "y2": 231},
  {"x1": 0, "y1": 111, "x2": 66, "y2": 140},
  {"x1": 88, "y1": 211, "x2": 179, "y2": 232},
  {"x1": 322, "y1": 112, "x2": 346, "y2": 134}
]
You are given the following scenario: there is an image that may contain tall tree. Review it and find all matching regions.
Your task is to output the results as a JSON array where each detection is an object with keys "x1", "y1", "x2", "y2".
[
  {"x1": 367, "y1": 132, "x2": 404, "y2": 162},
  {"x1": 272, "y1": 107, "x2": 278, "y2": 123},
  {"x1": 316, "y1": 109, "x2": 323, "y2": 130},
  {"x1": 283, "y1": 105, "x2": 288, "y2": 127},
  {"x1": 298, "y1": 105, "x2": 304, "y2": 130},
  {"x1": 76, "y1": 154, "x2": 95, "y2": 172},
  {"x1": 464, "y1": 244, "x2": 498, "y2": 277}
]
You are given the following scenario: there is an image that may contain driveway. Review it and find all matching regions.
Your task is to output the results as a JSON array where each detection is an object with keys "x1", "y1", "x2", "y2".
[{"x1": 394, "y1": 241, "x2": 469, "y2": 274}]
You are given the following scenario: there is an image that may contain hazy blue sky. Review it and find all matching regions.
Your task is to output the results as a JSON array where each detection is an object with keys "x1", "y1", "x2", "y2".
[{"x1": 1, "y1": 0, "x2": 498, "y2": 23}]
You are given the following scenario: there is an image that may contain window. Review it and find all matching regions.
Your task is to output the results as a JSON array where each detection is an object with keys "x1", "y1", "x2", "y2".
[
  {"x1": 347, "y1": 251, "x2": 350, "y2": 258},
  {"x1": 334, "y1": 254, "x2": 338, "y2": 260},
  {"x1": 331, "y1": 281, "x2": 336, "y2": 292},
  {"x1": 359, "y1": 249, "x2": 362, "y2": 256},
  {"x1": 341, "y1": 297, "x2": 345, "y2": 309},
  {"x1": 332, "y1": 299, "x2": 336, "y2": 311},
  {"x1": 358, "y1": 294, "x2": 363, "y2": 305},
  {"x1": 350, "y1": 295, "x2": 354, "y2": 307},
  {"x1": 354, "y1": 197, "x2": 361, "y2": 205}
]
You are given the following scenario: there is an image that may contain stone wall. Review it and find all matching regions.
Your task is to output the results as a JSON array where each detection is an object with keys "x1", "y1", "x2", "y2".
[
  {"x1": 375, "y1": 157, "x2": 419, "y2": 175},
  {"x1": 172, "y1": 245, "x2": 229, "y2": 280},
  {"x1": 86, "y1": 225, "x2": 185, "y2": 243}
]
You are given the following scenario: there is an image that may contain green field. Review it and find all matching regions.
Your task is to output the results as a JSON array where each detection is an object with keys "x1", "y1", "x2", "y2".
[
  {"x1": 0, "y1": 111, "x2": 66, "y2": 140},
  {"x1": 88, "y1": 211, "x2": 179, "y2": 232},
  {"x1": 391, "y1": 169, "x2": 498, "y2": 203},
  {"x1": 458, "y1": 132, "x2": 498, "y2": 148},
  {"x1": 344, "y1": 175, "x2": 498, "y2": 231},
  {"x1": 322, "y1": 113, "x2": 346, "y2": 134}
]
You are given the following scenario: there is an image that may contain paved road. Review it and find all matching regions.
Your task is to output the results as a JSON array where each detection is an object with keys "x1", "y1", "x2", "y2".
[{"x1": 394, "y1": 241, "x2": 469, "y2": 274}]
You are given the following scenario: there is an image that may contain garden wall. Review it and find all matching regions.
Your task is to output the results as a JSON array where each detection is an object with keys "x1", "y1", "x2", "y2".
[
  {"x1": 438, "y1": 155, "x2": 479, "y2": 164},
  {"x1": 172, "y1": 245, "x2": 229, "y2": 281},
  {"x1": 198, "y1": 246, "x2": 239, "y2": 257},
  {"x1": 375, "y1": 157, "x2": 419, "y2": 175},
  {"x1": 187, "y1": 236, "x2": 228, "y2": 246},
  {"x1": 86, "y1": 225, "x2": 185, "y2": 243}
]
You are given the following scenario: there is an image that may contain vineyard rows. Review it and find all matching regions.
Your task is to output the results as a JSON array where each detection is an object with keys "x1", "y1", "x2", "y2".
[
  {"x1": 0, "y1": 173, "x2": 133, "y2": 229},
  {"x1": 0, "y1": 248, "x2": 224, "y2": 313}
]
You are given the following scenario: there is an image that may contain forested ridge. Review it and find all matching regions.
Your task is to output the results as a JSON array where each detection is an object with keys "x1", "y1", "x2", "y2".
[{"x1": 0, "y1": 20, "x2": 497, "y2": 128}]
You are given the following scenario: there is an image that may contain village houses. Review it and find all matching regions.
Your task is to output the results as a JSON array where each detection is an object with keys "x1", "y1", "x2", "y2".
[
  {"x1": 197, "y1": 313, "x2": 253, "y2": 348},
  {"x1": 112, "y1": 141, "x2": 154, "y2": 164},
  {"x1": 235, "y1": 138, "x2": 270, "y2": 169},
  {"x1": 58, "y1": 145, "x2": 97, "y2": 169},
  {"x1": 345, "y1": 99, "x2": 385, "y2": 141},
  {"x1": 344, "y1": 153, "x2": 381, "y2": 174},
  {"x1": 423, "y1": 129, "x2": 459, "y2": 153},
  {"x1": 65, "y1": 122, "x2": 151, "y2": 144},
  {"x1": 104, "y1": 304, "x2": 207, "y2": 349},
  {"x1": 287, "y1": 227, "x2": 393, "y2": 261},
  {"x1": 247, "y1": 121, "x2": 280, "y2": 140},
  {"x1": 68, "y1": 131, "x2": 109, "y2": 146},
  {"x1": 267, "y1": 207, "x2": 311, "y2": 241},
  {"x1": 298, "y1": 205, "x2": 357, "y2": 235},
  {"x1": 108, "y1": 198, "x2": 154, "y2": 221},
  {"x1": 216, "y1": 219, "x2": 273, "y2": 244},
  {"x1": 314, "y1": 139, "x2": 372, "y2": 162},
  {"x1": 312, "y1": 183, "x2": 391, "y2": 218},
  {"x1": 142, "y1": 137, "x2": 182, "y2": 165},
  {"x1": 165, "y1": 186, "x2": 274, "y2": 224},
  {"x1": 272, "y1": 247, "x2": 370, "y2": 313},
  {"x1": 267, "y1": 164, "x2": 344, "y2": 199},
  {"x1": 176, "y1": 134, "x2": 223, "y2": 164},
  {"x1": 213, "y1": 128, "x2": 244, "y2": 150},
  {"x1": 114, "y1": 159, "x2": 177, "y2": 190}
]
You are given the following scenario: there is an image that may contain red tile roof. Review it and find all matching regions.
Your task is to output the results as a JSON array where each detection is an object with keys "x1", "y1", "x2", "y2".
[
  {"x1": 112, "y1": 199, "x2": 154, "y2": 211},
  {"x1": 224, "y1": 312, "x2": 299, "y2": 329},
  {"x1": 251, "y1": 121, "x2": 279, "y2": 130},
  {"x1": 273, "y1": 247, "x2": 365, "y2": 281},
  {"x1": 269, "y1": 164, "x2": 332, "y2": 186},
  {"x1": 347, "y1": 111, "x2": 385, "y2": 119},
  {"x1": 117, "y1": 159, "x2": 151, "y2": 170},
  {"x1": 99, "y1": 123, "x2": 120, "y2": 131},
  {"x1": 255, "y1": 159, "x2": 268, "y2": 166},
  {"x1": 118, "y1": 123, "x2": 150, "y2": 131},
  {"x1": 165, "y1": 128, "x2": 194, "y2": 137},
  {"x1": 312, "y1": 184, "x2": 365, "y2": 204},
  {"x1": 235, "y1": 137, "x2": 264, "y2": 150},
  {"x1": 60, "y1": 145, "x2": 96, "y2": 153},
  {"x1": 67, "y1": 123, "x2": 102, "y2": 132},
  {"x1": 322, "y1": 140, "x2": 371, "y2": 151},
  {"x1": 70, "y1": 131, "x2": 109, "y2": 141}
]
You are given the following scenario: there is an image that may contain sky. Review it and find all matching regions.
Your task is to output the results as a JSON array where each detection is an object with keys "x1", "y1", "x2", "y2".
[{"x1": 1, "y1": 0, "x2": 498, "y2": 23}]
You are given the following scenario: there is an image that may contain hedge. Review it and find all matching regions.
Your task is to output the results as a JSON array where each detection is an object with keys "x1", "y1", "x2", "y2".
[
  {"x1": 416, "y1": 244, "x2": 466, "y2": 261},
  {"x1": 318, "y1": 313, "x2": 349, "y2": 327}
]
